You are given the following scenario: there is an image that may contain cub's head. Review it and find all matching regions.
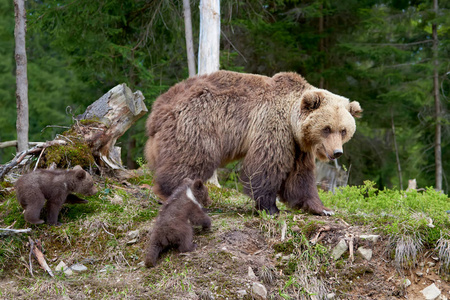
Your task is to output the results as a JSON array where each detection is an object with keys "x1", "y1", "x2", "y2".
[
  {"x1": 182, "y1": 178, "x2": 212, "y2": 207},
  {"x1": 291, "y1": 89, "x2": 362, "y2": 161},
  {"x1": 72, "y1": 165, "x2": 98, "y2": 196}
]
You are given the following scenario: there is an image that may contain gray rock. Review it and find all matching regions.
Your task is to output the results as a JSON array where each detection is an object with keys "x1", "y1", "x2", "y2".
[
  {"x1": 421, "y1": 283, "x2": 441, "y2": 300},
  {"x1": 326, "y1": 293, "x2": 336, "y2": 299},
  {"x1": 403, "y1": 278, "x2": 411, "y2": 288},
  {"x1": 359, "y1": 234, "x2": 380, "y2": 243},
  {"x1": 356, "y1": 247, "x2": 373, "y2": 261},
  {"x1": 248, "y1": 266, "x2": 257, "y2": 280},
  {"x1": 70, "y1": 263, "x2": 88, "y2": 272},
  {"x1": 236, "y1": 289, "x2": 247, "y2": 298},
  {"x1": 55, "y1": 261, "x2": 68, "y2": 272},
  {"x1": 252, "y1": 282, "x2": 267, "y2": 300},
  {"x1": 127, "y1": 229, "x2": 140, "y2": 239},
  {"x1": 332, "y1": 239, "x2": 348, "y2": 260}
]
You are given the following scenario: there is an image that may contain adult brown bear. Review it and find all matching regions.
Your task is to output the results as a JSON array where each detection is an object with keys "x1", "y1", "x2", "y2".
[{"x1": 145, "y1": 71, "x2": 362, "y2": 215}]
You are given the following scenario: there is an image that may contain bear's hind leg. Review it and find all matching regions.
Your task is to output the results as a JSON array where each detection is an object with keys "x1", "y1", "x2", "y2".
[
  {"x1": 145, "y1": 241, "x2": 163, "y2": 268},
  {"x1": 177, "y1": 227, "x2": 196, "y2": 253},
  {"x1": 46, "y1": 199, "x2": 64, "y2": 226},
  {"x1": 23, "y1": 193, "x2": 45, "y2": 224}
]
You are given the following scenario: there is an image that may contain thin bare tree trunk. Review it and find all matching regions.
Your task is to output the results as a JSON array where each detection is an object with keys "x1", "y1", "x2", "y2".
[
  {"x1": 14, "y1": 0, "x2": 29, "y2": 153},
  {"x1": 432, "y1": 0, "x2": 442, "y2": 191},
  {"x1": 183, "y1": 0, "x2": 196, "y2": 77},
  {"x1": 198, "y1": 0, "x2": 220, "y2": 75},
  {"x1": 198, "y1": 0, "x2": 221, "y2": 187},
  {"x1": 319, "y1": 3, "x2": 324, "y2": 89},
  {"x1": 391, "y1": 109, "x2": 403, "y2": 190}
]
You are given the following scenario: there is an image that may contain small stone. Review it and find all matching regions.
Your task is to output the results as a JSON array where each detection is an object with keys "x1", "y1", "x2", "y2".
[
  {"x1": 127, "y1": 230, "x2": 140, "y2": 239},
  {"x1": 252, "y1": 282, "x2": 267, "y2": 300},
  {"x1": 55, "y1": 261, "x2": 68, "y2": 272},
  {"x1": 416, "y1": 271, "x2": 424, "y2": 277},
  {"x1": 236, "y1": 290, "x2": 247, "y2": 298},
  {"x1": 248, "y1": 267, "x2": 257, "y2": 280},
  {"x1": 403, "y1": 278, "x2": 411, "y2": 288},
  {"x1": 359, "y1": 234, "x2": 381, "y2": 243},
  {"x1": 64, "y1": 268, "x2": 73, "y2": 276},
  {"x1": 70, "y1": 263, "x2": 87, "y2": 272},
  {"x1": 357, "y1": 247, "x2": 373, "y2": 261},
  {"x1": 326, "y1": 293, "x2": 336, "y2": 299},
  {"x1": 275, "y1": 253, "x2": 282, "y2": 259},
  {"x1": 109, "y1": 194, "x2": 123, "y2": 205},
  {"x1": 427, "y1": 262, "x2": 436, "y2": 267},
  {"x1": 421, "y1": 283, "x2": 441, "y2": 300},
  {"x1": 127, "y1": 238, "x2": 138, "y2": 245},
  {"x1": 281, "y1": 255, "x2": 291, "y2": 261},
  {"x1": 137, "y1": 261, "x2": 145, "y2": 267},
  {"x1": 332, "y1": 239, "x2": 348, "y2": 260}
]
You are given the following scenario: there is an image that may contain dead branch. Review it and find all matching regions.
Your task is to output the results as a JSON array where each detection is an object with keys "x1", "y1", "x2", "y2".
[
  {"x1": 0, "y1": 228, "x2": 32, "y2": 235},
  {"x1": 28, "y1": 237, "x2": 54, "y2": 277}
]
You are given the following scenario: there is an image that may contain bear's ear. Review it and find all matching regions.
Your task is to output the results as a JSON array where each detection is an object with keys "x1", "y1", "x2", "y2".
[
  {"x1": 348, "y1": 101, "x2": 363, "y2": 118},
  {"x1": 193, "y1": 179, "x2": 203, "y2": 190},
  {"x1": 301, "y1": 91, "x2": 322, "y2": 112},
  {"x1": 75, "y1": 169, "x2": 86, "y2": 180},
  {"x1": 73, "y1": 165, "x2": 83, "y2": 171}
]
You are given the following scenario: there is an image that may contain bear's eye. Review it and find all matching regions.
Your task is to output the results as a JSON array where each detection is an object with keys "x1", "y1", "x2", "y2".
[
  {"x1": 322, "y1": 127, "x2": 331, "y2": 136},
  {"x1": 341, "y1": 129, "x2": 347, "y2": 137}
]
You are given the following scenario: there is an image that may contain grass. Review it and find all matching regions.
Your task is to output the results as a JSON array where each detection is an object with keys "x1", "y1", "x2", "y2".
[{"x1": 1, "y1": 174, "x2": 450, "y2": 299}]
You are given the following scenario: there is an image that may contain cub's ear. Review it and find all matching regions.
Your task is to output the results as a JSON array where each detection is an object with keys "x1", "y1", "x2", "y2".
[
  {"x1": 348, "y1": 101, "x2": 363, "y2": 118},
  {"x1": 75, "y1": 169, "x2": 86, "y2": 180},
  {"x1": 193, "y1": 179, "x2": 203, "y2": 190},
  {"x1": 73, "y1": 165, "x2": 83, "y2": 171},
  {"x1": 301, "y1": 91, "x2": 323, "y2": 112}
]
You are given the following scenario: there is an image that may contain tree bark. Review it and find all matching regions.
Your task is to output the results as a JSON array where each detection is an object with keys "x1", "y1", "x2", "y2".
[
  {"x1": 391, "y1": 109, "x2": 403, "y2": 190},
  {"x1": 198, "y1": 0, "x2": 220, "y2": 75},
  {"x1": 432, "y1": 0, "x2": 442, "y2": 191},
  {"x1": 14, "y1": 0, "x2": 29, "y2": 153},
  {"x1": 183, "y1": 0, "x2": 196, "y2": 77},
  {"x1": 75, "y1": 84, "x2": 148, "y2": 169}
]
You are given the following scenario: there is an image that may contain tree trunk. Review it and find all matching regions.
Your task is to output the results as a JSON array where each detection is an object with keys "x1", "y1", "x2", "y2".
[
  {"x1": 432, "y1": 0, "x2": 442, "y2": 191},
  {"x1": 391, "y1": 109, "x2": 403, "y2": 190},
  {"x1": 183, "y1": 0, "x2": 196, "y2": 77},
  {"x1": 198, "y1": 0, "x2": 220, "y2": 75},
  {"x1": 14, "y1": 0, "x2": 29, "y2": 153},
  {"x1": 75, "y1": 84, "x2": 147, "y2": 169}
]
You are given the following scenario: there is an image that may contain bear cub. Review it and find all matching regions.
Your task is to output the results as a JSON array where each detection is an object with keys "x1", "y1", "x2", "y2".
[
  {"x1": 145, "y1": 178, "x2": 212, "y2": 268},
  {"x1": 15, "y1": 165, "x2": 98, "y2": 226}
]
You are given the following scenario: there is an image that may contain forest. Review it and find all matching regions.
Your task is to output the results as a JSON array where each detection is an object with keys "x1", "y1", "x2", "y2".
[{"x1": 1, "y1": 0, "x2": 449, "y2": 192}]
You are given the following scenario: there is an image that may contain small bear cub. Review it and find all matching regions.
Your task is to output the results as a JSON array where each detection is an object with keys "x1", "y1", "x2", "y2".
[
  {"x1": 145, "y1": 178, "x2": 212, "y2": 267},
  {"x1": 15, "y1": 165, "x2": 98, "y2": 226}
]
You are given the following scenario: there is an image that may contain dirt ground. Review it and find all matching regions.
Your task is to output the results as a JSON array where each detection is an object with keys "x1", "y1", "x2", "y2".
[{"x1": 1, "y1": 181, "x2": 449, "y2": 300}]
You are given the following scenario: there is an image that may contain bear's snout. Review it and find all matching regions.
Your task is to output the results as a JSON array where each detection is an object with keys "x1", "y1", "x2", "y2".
[{"x1": 333, "y1": 149, "x2": 343, "y2": 159}]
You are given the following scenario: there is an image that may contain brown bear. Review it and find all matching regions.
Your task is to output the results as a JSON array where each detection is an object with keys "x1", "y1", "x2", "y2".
[
  {"x1": 15, "y1": 165, "x2": 98, "y2": 225},
  {"x1": 144, "y1": 178, "x2": 211, "y2": 267},
  {"x1": 145, "y1": 70, "x2": 362, "y2": 215}
]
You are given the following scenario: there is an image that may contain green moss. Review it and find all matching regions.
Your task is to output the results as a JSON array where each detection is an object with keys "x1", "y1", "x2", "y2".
[{"x1": 39, "y1": 136, "x2": 95, "y2": 168}]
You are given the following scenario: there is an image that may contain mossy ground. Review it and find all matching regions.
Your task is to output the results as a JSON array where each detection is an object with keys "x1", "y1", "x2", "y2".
[{"x1": 1, "y1": 175, "x2": 450, "y2": 299}]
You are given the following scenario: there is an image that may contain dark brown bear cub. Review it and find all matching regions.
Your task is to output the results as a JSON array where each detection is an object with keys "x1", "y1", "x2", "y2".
[
  {"x1": 15, "y1": 166, "x2": 98, "y2": 226},
  {"x1": 145, "y1": 178, "x2": 212, "y2": 268}
]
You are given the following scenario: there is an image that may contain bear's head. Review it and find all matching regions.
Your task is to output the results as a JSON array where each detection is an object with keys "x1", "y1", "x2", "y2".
[
  {"x1": 291, "y1": 89, "x2": 362, "y2": 161},
  {"x1": 182, "y1": 178, "x2": 212, "y2": 207},
  {"x1": 72, "y1": 165, "x2": 98, "y2": 196}
]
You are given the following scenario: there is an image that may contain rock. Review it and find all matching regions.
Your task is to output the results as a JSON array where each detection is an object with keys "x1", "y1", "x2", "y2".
[
  {"x1": 326, "y1": 293, "x2": 335, "y2": 299},
  {"x1": 64, "y1": 267, "x2": 73, "y2": 276},
  {"x1": 236, "y1": 289, "x2": 247, "y2": 298},
  {"x1": 55, "y1": 261, "x2": 68, "y2": 272},
  {"x1": 248, "y1": 267, "x2": 257, "y2": 280},
  {"x1": 70, "y1": 263, "x2": 88, "y2": 272},
  {"x1": 252, "y1": 282, "x2": 267, "y2": 299},
  {"x1": 127, "y1": 230, "x2": 140, "y2": 239},
  {"x1": 427, "y1": 262, "x2": 436, "y2": 267},
  {"x1": 403, "y1": 278, "x2": 411, "y2": 288},
  {"x1": 359, "y1": 234, "x2": 380, "y2": 243},
  {"x1": 109, "y1": 194, "x2": 123, "y2": 205},
  {"x1": 356, "y1": 247, "x2": 373, "y2": 261},
  {"x1": 332, "y1": 239, "x2": 348, "y2": 260},
  {"x1": 416, "y1": 271, "x2": 424, "y2": 277},
  {"x1": 421, "y1": 283, "x2": 441, "y2": 300}
]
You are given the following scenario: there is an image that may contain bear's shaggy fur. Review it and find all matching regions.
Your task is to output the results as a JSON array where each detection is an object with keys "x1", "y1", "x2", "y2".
[
  {"x1": 145, "y1": 70, "x2": 362, "y2": 215},
  {"x1": 144, "y1": 178, "x2": 211, "y2": 268},
  {"x1": 15, "y1": 166, "x2": 98, "y2": 225}
]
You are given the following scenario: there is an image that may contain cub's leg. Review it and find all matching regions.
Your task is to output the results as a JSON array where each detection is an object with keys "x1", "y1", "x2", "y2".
[
  {"x1": 46, "y1": 198, "x2": 65, "y2": 226},
  {"x1": 22, "y1": 192, "x2": 46, "y2": 225}
]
